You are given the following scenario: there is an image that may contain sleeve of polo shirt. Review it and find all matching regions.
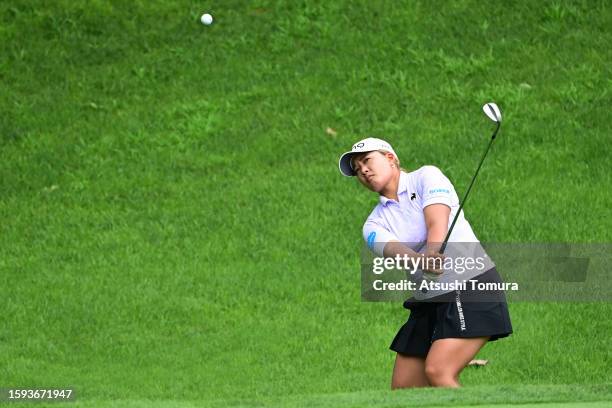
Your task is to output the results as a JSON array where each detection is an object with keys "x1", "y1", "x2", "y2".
[
  {"x1": 419, "y1": 165, "x2": 454, "y2": 209},
  {"x1": 363, "y1": 219, "x2": 399, "y2": 257}
]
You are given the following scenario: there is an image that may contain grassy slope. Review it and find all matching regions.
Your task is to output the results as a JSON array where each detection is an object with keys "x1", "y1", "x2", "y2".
[{"x1": 1, "y1": 0, "x2": 611, "y2": 405}]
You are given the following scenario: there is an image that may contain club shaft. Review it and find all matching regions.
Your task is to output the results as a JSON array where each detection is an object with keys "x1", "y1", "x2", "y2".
[{"x1": 439, "y1": 123, "x2": 500, "y2": 254}]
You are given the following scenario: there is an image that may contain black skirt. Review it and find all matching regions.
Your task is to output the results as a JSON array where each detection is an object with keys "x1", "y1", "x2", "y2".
[{"x1": 390, "y1": 267, "x2": 513, "y2": 357}]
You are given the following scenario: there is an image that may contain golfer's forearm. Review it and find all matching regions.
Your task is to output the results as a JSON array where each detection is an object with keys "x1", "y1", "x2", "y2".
[
  {"x1": 426, "y1": 224, "x2": 447, "y2": 253},
  {"x1": 383, "y1": 241, "x2": 422, "y2": 262},
  {"x1": 424, "y1": 204, "x2": 451, "y2": 253}
]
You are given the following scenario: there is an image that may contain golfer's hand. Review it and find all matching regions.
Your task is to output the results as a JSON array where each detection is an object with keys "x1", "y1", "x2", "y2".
[{"x1": 422, "y1": 250, "x2": 445, "y2": 275}]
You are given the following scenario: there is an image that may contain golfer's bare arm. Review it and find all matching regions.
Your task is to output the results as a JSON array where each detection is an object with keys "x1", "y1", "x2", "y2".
[
  {"x1": 383, "y1": 240, "x2": 420, "y2": 260},
  {"x1": 424, "y1": 204, "x2": 451, "y2": 253}
]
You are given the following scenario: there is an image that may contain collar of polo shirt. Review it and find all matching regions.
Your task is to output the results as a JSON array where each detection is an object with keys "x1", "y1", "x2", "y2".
[{"x1": 378, "y1": 171, "x2": 409, "y2": 206}]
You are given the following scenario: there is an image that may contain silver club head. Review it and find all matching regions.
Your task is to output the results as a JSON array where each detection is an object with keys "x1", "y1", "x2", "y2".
[{"x1": 483, "y1": 102, "x2": 502, "y2": 123}]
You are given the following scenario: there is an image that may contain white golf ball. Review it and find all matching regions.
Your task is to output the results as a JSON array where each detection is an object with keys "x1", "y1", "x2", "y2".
[{"x1": 200, "y1": 13, "x2": 213, "y2": 25}]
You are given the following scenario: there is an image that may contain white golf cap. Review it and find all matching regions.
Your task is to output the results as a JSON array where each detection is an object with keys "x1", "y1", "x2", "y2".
[{"x1": 338, "y1": 137, "x2": 398, "y2": 177}]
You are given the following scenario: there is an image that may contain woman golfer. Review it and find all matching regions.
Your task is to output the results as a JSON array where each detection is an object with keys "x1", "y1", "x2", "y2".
[{"x1": 339, "y1": 137, "x2": 512, "y2": 388}]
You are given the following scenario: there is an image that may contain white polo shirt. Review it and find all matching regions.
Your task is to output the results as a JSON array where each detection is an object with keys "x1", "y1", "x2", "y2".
[{"x1": 363, "y1": 166, "x2": 495, "y2": 298}]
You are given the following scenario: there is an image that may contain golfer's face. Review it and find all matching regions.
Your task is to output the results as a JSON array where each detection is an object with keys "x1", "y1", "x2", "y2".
[{"x1": 353, "y1": 152, "x2": 393, "y2": 192}]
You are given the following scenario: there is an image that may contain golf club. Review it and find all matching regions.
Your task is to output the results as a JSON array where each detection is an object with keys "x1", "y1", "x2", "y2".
[{"x1": 439, "y1": 102, "x2": 502, "y2": 254}]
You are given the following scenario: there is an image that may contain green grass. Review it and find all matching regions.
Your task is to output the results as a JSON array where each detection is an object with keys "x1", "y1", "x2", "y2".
[
  {"x1": 12, "y1": 383, "x2": 612, "y2": 407},
  {"x1": 1, "y1": 0, "x2": 611, "y2": 406}
]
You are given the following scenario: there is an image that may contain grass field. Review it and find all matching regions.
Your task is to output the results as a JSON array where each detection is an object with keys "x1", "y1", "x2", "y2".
[{"x1": 1, "y1": 0, "x2": 611, "y2": 407}]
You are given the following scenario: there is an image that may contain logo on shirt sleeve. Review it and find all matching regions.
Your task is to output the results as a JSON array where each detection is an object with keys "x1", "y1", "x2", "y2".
[
  {"x1": 428, "y1": 188, "x2": 450, "y2": 194},
  {"x1": 367, "y1": 231, "x2": 377, "y2": 249}
]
